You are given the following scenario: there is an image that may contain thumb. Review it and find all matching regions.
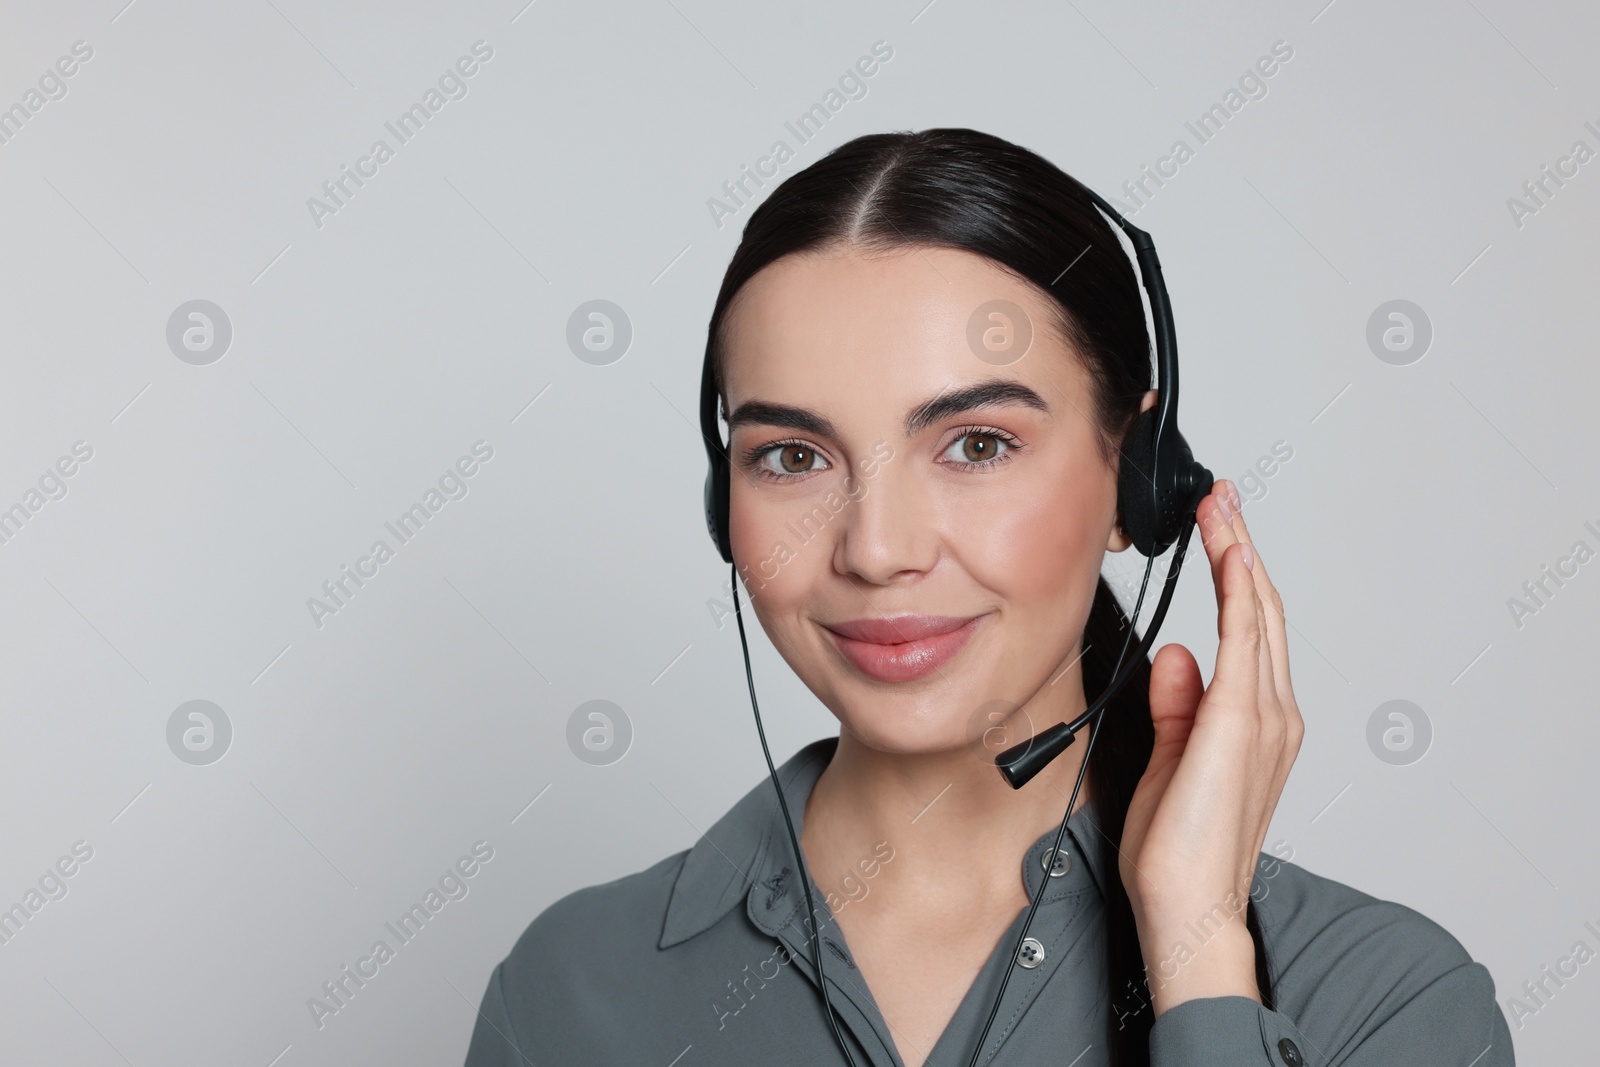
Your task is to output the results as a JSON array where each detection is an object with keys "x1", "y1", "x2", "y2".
[
  {"x1": 1147, "y1": 643, "x2": 1204, "y2": 754},
  {"x1": 1122, "y1": 643, "x2": 1206, "y2": 889}
]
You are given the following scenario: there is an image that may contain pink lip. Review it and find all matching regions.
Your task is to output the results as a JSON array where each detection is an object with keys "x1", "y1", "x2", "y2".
[{"x1": 821, "y1": 614, "x2": 986, "y2": 682}]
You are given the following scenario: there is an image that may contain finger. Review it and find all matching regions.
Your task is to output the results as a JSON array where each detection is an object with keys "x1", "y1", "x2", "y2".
[
  {"x1": 1219, "y1": 483, "x2": 1302, "y2": 793},
  {"x1": 1212, "y1": 540, "x2": 1262, "y2": 714},
  {"x1": 1198, "y1": 482, "x2": 1236, "y2": 556},
  {"x1": 1217, "y1": 481, "x2": 1268, "y2": 580},
  {"x1": 1229, "y1": 513, "x2": 1274, "y2": 700},
  {"x1": 1217, "y1": 480, "x2": 1294, "y2": 703},
  {"x1": 1222, "y1": 496, "x2": 1283, "y2": 767},
  {"x1": 1218, "y1": 481, "x2": 1280, "y2": 622},
  {"x1": 1198, "y1": 484, "x2": 1240, "y2": 613},
  {"x1": 1225, "y1": 529, "x2": 1276, "y2": 745},
  {"x1": 1247, "y1": 542, "x2": 1277, "y2": 726}
]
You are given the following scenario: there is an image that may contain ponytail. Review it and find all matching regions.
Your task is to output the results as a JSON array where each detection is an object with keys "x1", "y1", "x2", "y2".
[{"x1": 1082, "y1": 576, "x2": 1275, "y2": 1065}]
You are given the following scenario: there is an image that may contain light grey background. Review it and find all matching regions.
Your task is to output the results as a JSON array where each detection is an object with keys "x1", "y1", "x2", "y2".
[{"x1": 1, "y1": 0, "x2": 1595, "y2": 1063}]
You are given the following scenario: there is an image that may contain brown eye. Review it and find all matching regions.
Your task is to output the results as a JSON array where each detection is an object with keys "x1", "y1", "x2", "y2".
[
  {"x1": 755, "y1": 442, "x2": 829, "y2": 477},
  {"x1": 940, "y1": 429, "x2": 1018, "y2": 467},
  {"x1": 961, "y1": 434, "x2": 999, "y2": 462},
  {"x1": 779, "y1": 445, "x2": 815, "y2": 473}
]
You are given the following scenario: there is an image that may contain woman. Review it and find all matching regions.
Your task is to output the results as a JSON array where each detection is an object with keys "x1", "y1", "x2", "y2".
[{"x1": 464, "y1": 129, "x2": 1513, "y2": 1066}]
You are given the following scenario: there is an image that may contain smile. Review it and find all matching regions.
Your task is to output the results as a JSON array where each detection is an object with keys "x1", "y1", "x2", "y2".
[{"x1": 820, "y1": 614, "x2": 987, "y2": 682}]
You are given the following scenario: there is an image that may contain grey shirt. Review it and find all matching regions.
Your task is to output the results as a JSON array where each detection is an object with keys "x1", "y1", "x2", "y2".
[{"x1": 464, "y1": 736, "x2": 1513, "y2": 1066}]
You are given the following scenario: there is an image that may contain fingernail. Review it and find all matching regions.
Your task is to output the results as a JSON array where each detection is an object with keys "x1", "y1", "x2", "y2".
[
  {"x1": 1226, "y1": 481, "x2": 1242, "y2": 512},
  {"x1": 1240, "y1": 543, "x2": 1256, "y2": 572},
  {"x1": 1218, "y1": 493, "x2": 1233, "y2": 523}
]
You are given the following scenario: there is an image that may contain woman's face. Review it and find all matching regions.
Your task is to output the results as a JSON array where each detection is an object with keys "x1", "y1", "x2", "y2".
[{"x1": 720, "y1": 244, "x2": 1143, "y2": 756}]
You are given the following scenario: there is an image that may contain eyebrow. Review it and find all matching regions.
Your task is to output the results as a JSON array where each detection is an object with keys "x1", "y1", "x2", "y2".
[{"x1": 726, "y1": 377, "x2": 1052, "y2": 441}]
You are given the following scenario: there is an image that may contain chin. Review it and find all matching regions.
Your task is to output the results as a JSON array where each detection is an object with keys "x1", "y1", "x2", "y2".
[{"x1": 830, "y1": 693, "x2": 981, "y2": 757}]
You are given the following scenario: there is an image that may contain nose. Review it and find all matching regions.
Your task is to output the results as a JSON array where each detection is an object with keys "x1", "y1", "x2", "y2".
[{"x1": 832, "y1": 460, "x2": 939, "y2": 585}]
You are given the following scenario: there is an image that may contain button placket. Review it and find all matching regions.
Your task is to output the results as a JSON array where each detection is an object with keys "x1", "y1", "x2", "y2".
[
  {"x1": 965, "y1": 889, "x2": 1096, "y2": 1063},
  {"x1": 767, "y1": 915, "x2": 896, "y2": 1065},
  {"x1": 746, "y1": 854, "x2": 899, "y2": 1066},
  {"x1": 963, "y1": 833, "x2": 1099, "y2": 1056}
]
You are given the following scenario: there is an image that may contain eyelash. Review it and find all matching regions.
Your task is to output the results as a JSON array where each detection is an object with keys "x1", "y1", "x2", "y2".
[{"x1": 741, "y1": 425, "x2": 1024, "y2": 482}]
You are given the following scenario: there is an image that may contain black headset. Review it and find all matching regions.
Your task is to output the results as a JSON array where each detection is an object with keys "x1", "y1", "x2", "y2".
[{"x1": 697, "y1": 180, "x2": 1214, "y2": 1066}]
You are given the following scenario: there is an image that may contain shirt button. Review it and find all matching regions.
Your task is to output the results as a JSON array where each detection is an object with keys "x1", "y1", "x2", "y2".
[
  {"x1": 1016, "y1": 937, "x2": 1045, "y2": 969},
  {"x1": 1040, "y1": 849, "x2": 1071, "y2": 878},
  {"x1": 1277, "y1": 1038, "x2": 1304, "y2": 1066}
]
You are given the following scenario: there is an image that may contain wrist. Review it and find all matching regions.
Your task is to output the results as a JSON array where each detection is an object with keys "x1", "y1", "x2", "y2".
[{"x1": 1136, "y1": 904, "x2": 1260, "y2": 1018}]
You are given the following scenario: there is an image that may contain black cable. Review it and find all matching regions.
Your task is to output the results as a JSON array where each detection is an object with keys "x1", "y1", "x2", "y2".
[
  {"x1": 964, "y1": 503, "x2": 1202, "y2": 1067},
  {"x1": 731, "y1": 562, "x2": 864, "y2": 1067}
]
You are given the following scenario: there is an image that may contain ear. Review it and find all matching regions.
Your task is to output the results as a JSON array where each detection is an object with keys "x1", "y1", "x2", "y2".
[{"x1": 1105, "y1": 389, "x2": 1161, "y2": 553}]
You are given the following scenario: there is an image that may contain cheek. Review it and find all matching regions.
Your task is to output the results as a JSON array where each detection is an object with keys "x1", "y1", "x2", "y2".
[
  {"x1": 727, "y1": 488, "x2": 823, "y2": 605},
  {"x1": 947, "y1": 471, "x2": 1111, "y2": 603},
  {"x1": 727, "y1": 491, "x2": 849, "y2": 703}
]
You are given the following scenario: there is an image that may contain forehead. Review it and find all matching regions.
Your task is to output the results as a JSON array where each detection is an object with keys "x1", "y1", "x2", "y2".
[{"x1": 719, "y1": 245, "x2": 1083, "y2": 420}]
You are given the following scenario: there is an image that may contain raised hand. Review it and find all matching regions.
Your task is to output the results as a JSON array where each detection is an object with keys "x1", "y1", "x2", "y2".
[{"x1": 1116, "y1": 478, "x2": 1304, "y2": 1017}]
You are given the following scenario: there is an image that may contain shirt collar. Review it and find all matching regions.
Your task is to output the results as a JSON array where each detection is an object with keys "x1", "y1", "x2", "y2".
[
  {"x1": 659, "y1": 734, "x2": 1114, "y2": 950},
  {"x1": 660, "y1": 737, "x2": 836, "y2": 948}
]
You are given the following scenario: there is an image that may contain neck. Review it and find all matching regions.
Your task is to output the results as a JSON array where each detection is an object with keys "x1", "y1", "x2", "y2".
[{"x1": 799, "y1": 666, "x2": 1095, "y2": 912}]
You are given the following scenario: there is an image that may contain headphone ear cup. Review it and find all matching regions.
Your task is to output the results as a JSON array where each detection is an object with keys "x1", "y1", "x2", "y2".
[
  {"x1": 704, "y1": 458, "x2": 733, "y2": 564},
  {"x1": 1116, "y1": 408, "x2": 1160, "y2": 557}
]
